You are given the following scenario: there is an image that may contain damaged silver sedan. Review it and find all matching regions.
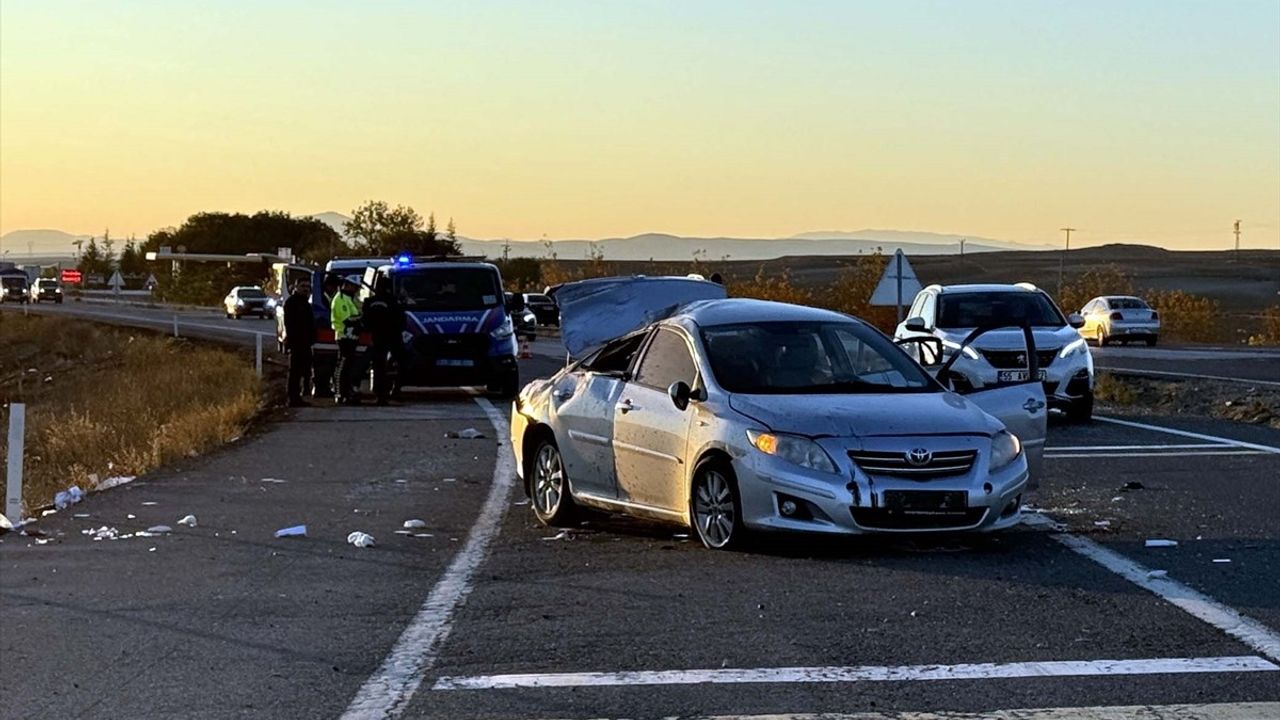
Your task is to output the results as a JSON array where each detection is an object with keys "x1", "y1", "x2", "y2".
[{"x1": 511, "y1": 277, "x2": 1047, "y2": 549}]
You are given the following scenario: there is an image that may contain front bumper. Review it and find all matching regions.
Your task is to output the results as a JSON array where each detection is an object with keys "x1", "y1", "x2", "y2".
[
  {"x1": 733, "y1": 438, "x2": 1029, "y2": 535},
  {"x1": 948, "y1": 352, "x2": 1092, "y2": 408}
]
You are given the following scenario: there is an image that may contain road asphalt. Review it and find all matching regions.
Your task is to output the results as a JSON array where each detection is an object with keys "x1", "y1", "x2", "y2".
[{"x1": 2, "y1": 302, "x2": 1279, "y2": 719}]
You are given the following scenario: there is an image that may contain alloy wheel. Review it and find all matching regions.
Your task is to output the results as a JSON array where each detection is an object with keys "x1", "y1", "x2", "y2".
[
  {"x1": 532, "y1": 444, "x2": 564, "y2": 518},
  {"x1": 693, "y1": 469, "x2": 736, "y2": 548}
]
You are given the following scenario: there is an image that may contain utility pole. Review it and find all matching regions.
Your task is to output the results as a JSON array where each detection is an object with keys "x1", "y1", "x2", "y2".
[
  {"x1": 1058, "y1": 227, "x2": 1075, "y2": 293},
  {"x1": 1233, "y1": 219, "x2": 1241, "y2": 261},
  {"x1": 959, "y1": 238, "x2": 966, "y2": 259}
]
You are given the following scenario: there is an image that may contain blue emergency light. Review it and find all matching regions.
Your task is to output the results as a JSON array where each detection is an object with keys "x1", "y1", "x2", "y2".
[{"x1": 394, "y1": 253, "x2": 412, "y2": 266}]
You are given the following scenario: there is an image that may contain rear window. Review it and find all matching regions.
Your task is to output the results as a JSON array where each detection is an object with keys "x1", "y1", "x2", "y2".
[
  {"x1": 1108, "y1": 297, "x2": 1149, "y2": 310},
  {"x1": 938, "y1": 292, "x2": 1065, "y2": 329}
]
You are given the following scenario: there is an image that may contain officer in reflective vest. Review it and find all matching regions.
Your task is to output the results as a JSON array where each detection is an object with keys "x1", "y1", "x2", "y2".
[{"x1": 330, "y1": 278, "x2": 363, "y2": 405}]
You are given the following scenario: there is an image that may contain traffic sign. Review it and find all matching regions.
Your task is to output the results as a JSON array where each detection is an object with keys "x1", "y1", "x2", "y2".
[
  {"x1": 60, "y1": 269, "x2": 83, "y2": 284},
  {"x1": 869, "y1": 249, "x2": 923, "y2": 322},
  {"x1": 108, "y1": 270, "x2": 124, "y2": 293}
]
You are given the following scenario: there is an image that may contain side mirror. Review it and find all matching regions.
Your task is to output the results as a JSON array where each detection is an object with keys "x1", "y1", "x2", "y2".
[
  {"x1": 1067, "y1": 313, "x2": 1086, "y2": 329},
  {"x1": 904, "y1": 316, "x2": 929, "y2": 333},
  {"x1": 668, "y1": 381, "x2": 693, "y2": 411}
]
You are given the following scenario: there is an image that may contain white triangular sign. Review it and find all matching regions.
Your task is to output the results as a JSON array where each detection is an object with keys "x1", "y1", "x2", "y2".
[
  {"x1": 869, "y1": 250, "x2": 922, "y2": 306},
  {"x1": 108, "y1": 270, "x2": 124, "y2": 292}
]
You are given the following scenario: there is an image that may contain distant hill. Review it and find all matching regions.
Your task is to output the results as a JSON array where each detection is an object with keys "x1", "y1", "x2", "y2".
[
  {"x1": 2, "y1": 216, "x2": 1054, "y2": 263},
  {"x1": 0, "y1": 229, "x2": 90, "y2": 257}
]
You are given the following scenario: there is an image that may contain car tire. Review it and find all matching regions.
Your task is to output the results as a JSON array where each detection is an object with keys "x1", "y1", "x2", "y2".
[
  {"x1": 690, "y1": 458, "x2": 748, "y2": 551},
  {"x1": 1067, "y1": 390, "x2": 1094, "y2": 423},
  {"x1": 489, "y1": 369, "x2": 520, "y2": 399},
  {"x1": 530, "y1": 439, "x2": 577, "y2": 527}
]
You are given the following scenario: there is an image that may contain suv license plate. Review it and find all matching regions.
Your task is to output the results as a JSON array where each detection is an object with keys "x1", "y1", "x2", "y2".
[
  {"x1": 997, "y1": 369, "x2": 1047, "y2": 383},
  {"x1": 436, "y1": 359, "x2": 475, "y2": 367}
]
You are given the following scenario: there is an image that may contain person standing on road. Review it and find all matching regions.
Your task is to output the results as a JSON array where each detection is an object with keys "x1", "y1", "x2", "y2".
[
  {"x1": 331, "y1": 278, "x2": 363, "y2": 405},
  {"x1": 283, "y1": 279, "x2": 317, "y2": 407},
  {"x1": 363, "y1": 277, "x2": 405, "y2": 406}
]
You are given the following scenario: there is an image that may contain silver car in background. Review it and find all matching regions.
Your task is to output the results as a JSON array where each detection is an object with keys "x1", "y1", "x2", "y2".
[
  {"x1": 1079, "y1": 295, "x2": 1160, "y2": 346},
  {"x1": 512, "y1": 277, "x2": 1047, "y2": 550}
]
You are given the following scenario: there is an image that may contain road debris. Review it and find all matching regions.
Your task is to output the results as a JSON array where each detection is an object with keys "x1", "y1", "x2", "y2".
[
  {"x1": 54, "y1": 486, "x2": 85, "y2": 509},
  {"x1": 274, "y1": 525, "x2": 307, "y2": 538},
  {"x1": 394, "y1": 530, "x2": 413, "y2": 535},
  {"x1": 41, "y1": 509, "x2": 58, "y2": 517},
  {"x1": 403, "y1": 519, "x2": 428, "y2": 529},
  {"x1": 73, "y1": 513, "x2": 91, "y2": 519},
  {"x1": 177, "y1": 515, "x2": 198, "y2": 527},
  {"x1": 413, "y1": 533, "x2": 433, "y2": 538},
  {"x1": 442, "y1": 478, "x2": 457, "y2": 483},
  {"x1": 82, "y1": 526, "x2": 119, "y2": 541},
  {"x1": 1120, "y1": 481, "x2": 1144, "y2": 492},
  {"x1": 127, "y1": 514, "x2": 136, "y2": 520},
  {"x1": 1093, "y1": 520, "x2": 1111, "y2": 527},
  {"x1": 146, "y1": 525, "x2": 173, "y2": 534},
  {"x1": 96, "y1": 476, "x2": 136, "y2": 491},
  {"x1": 1145, "y1": 539, "x2": 1178, "y2": 548},
  {"x1": 261, "y1": 478, "x2": 287, "y2": 484},
  {"x1": 1147, "y1": 570, "x2": 1169, "y2": 579},
  {"x1": 141, "y1": 501, "x2": 158, "y2": 506},
  {"x1": 542, "y1": 530, "x2": 572, "y2": 541},
  {"x1": 1212, "y1": 558, "x2": 1232, "y2": 564},
  {"x1": 445, "y1": 428, "x2": 486, "y2": 439},
  {"x1": 0, "y1": 513, "x2": 12, "y2": 533},
  {"x1": 347, "y1": 531, "x2": 376, "y2": 548}
]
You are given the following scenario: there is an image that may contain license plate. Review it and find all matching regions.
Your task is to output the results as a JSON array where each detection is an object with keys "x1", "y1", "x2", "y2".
[
  {"x1": 997, "y1": 369, "x2": 1047, "y2": 383},
  {"x1": 884, "y1": 490, "x2": 968, "y2": 513},
  {"x1": 436, "y1": 359, "x2": 475, "y2": 367}
]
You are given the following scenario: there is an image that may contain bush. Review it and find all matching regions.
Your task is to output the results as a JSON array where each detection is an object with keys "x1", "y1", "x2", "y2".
[
  {"x1": 1057, "y1": 264, "x2": 1135, "y2": 314},
  {"x1": 1147, "y1": 290, "x2": 1221, "y2": 343},
  {"x1": 728, "y1": 267, "x2": 813, "y2": 306},
  {"x1": 1248, "y1": 306, "x2": 1280, "y2": 346}
]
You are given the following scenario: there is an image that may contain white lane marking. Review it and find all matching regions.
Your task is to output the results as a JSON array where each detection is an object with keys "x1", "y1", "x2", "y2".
[
  {"x1": 1048, "y1": 443, "x2": 1231, "y2": 451},
  {"x1": 1047, "y1": 450, "x2": 1265, "y2": 459},
  {"x1": 1021, "y1": 515, "x2": 1280, "y2": 662},
  {"x1": 341, "y1": 396, "x2": 514, "y2": 719},
  {"x1": 1095, "y1": 416, "x2": 1280, "y2": 454},
  {"x1": 1098, "y1": 366, "x2": 1280, "y2": 388},
  {"x1": 587, "y1": 702, "x2": 1280, "y2": 720},
  {"x1": 432, "y1": 655, "x2": 1276, "y2": 690}
]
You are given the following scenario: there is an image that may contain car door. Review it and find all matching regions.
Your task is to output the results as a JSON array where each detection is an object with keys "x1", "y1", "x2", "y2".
[
  {"x1": 552, "y1": 333, "x2": 647, "y2": 500},
  {"x1": 612, "y1": 327, "x2": 699, "y2": 513},
  {"x1": 900, "y1": 327, "x2": 1047, "y2": 487}
]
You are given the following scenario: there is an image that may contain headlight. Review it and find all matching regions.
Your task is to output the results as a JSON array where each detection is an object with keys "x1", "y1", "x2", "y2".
[
  {"x1": 747, "y1": 430, "x2": 838, "y2": 474},
  {"x1": 491, "y1": 317, "x2": 514, "y2": 340},
  {"x1": 1058, "y1": 337, "x2": 1088, "y2": 359},
  {"x1": 235, "y1": 299, "x2": 245, "y2": 306},
  {"x1": 990, "y1": 430, "x2": 1022, "y2": 471},
  {"x1": 941, "y1": 339, "x2": 980, "y2": 360},
  {"x1": 266, "y1": 298, "x2": 278, "y2": 308}
]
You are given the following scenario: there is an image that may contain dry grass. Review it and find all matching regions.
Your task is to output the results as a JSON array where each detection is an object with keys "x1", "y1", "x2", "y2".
[
  {"x1": 1248, "y1": 306, "x2": 1280, "y2": 346},
  {"x1": 1093, "y1": 372, "x2": 1139, "y2": 406},
  {"x1": 1146, "y1": 289, "x2": 1221, "y2": 343},
  {"x1": 1, "y1": 315, "x2": 260, "y2": 515}
]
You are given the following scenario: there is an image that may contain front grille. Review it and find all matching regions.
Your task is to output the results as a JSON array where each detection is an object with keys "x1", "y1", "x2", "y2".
[
  {"x1": 979, "y1": 348, "x2": 1058, "y2": 369},
  {"x1": 851, "y1": 507, "x2": 987, "y2": 531},
  {"x1": 848, "y1": 449, "x2": 978, "y2": 479},
  {"x1": 413, "y1": 333, "x2": 489, "y2": 359}
]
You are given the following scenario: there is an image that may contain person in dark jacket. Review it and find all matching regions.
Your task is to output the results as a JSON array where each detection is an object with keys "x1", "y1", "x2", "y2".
[
  {"x1": 363, "y1": 277, "x2": 405, "y2": 405},
  {"x1": 282, "y1": 279, "x2": 317, "y2": 407}
]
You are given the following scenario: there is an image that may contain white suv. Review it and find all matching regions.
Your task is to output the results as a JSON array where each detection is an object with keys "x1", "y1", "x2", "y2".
[{"x1": 894, "y1": 283, "x2": 1094, "y2": 422}]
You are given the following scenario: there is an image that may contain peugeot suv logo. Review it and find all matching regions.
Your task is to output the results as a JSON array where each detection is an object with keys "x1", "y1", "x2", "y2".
[{"x1": 905, "y1": 448, "x2": 933, "y2": 466}]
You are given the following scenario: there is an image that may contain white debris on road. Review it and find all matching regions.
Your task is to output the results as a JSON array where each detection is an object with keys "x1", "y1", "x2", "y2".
[
  {"x1": 177, "y1": 515, "x2": 197, "y2": 527},
  {"x1": 96, "y1": 476, "x2": 136, "y2": 491},
  {"x1": 261, "y1": 478, "x2": 287, "y2": 484},
  {"x1": 445, "y1": 428, "x2": 486, "y2": 439},
  {"x1": 82, "y1": 526, "x2": 119, "y2": 541},
  {"x1": 54, "y1": 486, "x2": 85, "y2": 510},
  {"x1": 403, "y1": 519, "x2": 428, "y2": 529},
  {"x1": 0, "y1": 513, "x2": 12, "y2": 533},
  {"x1": 146, "y1": 525, "x2": 173, "y2": 534},
  {"x1": 1145, "y1": 539, "x2": 1179, "y2": 548},
  {"x1": 1213, "y1": 558, "x2": 1232, "y2": 564},
  {"x1": 274, "y1": 525, "x2": 307, "y2": 538},
  {"x1": 347, "y1": 531, "x2": 376, "y2": 548}
]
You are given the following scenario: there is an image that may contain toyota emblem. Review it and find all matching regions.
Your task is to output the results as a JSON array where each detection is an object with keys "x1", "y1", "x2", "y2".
[{"x1": 905, "y1": 448, "x2": 933, "y2": 466}]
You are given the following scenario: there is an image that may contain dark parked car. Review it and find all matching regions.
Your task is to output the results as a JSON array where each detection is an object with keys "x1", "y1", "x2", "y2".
[
  {"x1": 523, "y1": 293, "x2": 559, "y2": 326},
  {"x1": 1, "y1": 274, "x2": 30, "y2": 304}
]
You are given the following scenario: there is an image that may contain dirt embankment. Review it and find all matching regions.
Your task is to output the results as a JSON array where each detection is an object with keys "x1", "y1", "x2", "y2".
[
  {"x1": 1095, "y1": 372, "x2": 1280, "y2": 429},
  {"x1": 1, "y1": 315, "x2": 262, "y2": 514}
]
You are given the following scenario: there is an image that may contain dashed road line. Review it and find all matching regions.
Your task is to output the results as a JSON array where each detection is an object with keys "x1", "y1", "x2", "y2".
[
  {"x1": 340, "y1": 396, "x2": 515, "y2": 719},
  {"x1": 431, "y1": 655, "x2": 1277, "y2": 690}
]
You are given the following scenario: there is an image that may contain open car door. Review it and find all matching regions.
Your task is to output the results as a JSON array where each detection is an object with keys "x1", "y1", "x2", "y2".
[{"x1": 898, "y1": 325, "x2": 1047, "y2": 488}]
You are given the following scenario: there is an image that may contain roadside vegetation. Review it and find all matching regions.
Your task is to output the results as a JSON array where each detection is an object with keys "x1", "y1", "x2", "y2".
[
  {"x1": 1094, "y1": 371, "x2": 1279, "y2": 429},
  {"x1": 1, "y1": 316, "x2": 260, "y2": 514}
]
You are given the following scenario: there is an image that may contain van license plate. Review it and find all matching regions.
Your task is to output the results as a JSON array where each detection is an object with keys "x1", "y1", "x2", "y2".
[
  {"x1": 997, "y1": 369, "x2": 1047, "y2": 383},
  {"x1": 436, "y1": 359, "x2": 475, "y2": 367}
]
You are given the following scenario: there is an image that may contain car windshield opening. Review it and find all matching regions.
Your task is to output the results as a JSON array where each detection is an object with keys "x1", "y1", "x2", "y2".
[
  {"x1": 238, "y1": 288, "x2": 266, "y2": 298},
  {"x1": 701, "y1": 321, "x2": 937, "y2": 394},
  {"x1": 394, "y1": 268, "x2": 501, "y2": 311},
  {"x1": 938, "y1": 292, "x2": 1065, "y2": 329}
]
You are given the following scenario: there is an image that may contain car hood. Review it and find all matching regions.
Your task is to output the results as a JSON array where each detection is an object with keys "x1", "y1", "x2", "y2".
[
  {"x1": 552, "y1": 276, "x2": 726, "y2": 357},
  {"x1": 728, "y1": 392, "x2": 1002, "y2": 439},
  {"x1": 935, "y1": 326, "x2": 1077, "y2": 351}
]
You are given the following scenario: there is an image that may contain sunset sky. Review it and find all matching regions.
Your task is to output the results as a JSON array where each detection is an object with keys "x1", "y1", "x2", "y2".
[{"x1": 2, "y1": 0, "x2": 1278, "y2": 249}]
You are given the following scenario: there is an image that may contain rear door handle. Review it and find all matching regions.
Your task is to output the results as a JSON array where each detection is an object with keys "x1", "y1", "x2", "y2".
[
  {"x1": 619, "y1": 398, "x2": 637, "y2": 413},
  {"x1": 1023, "y1": 398, "x2": 1046, "y2": 413}
]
